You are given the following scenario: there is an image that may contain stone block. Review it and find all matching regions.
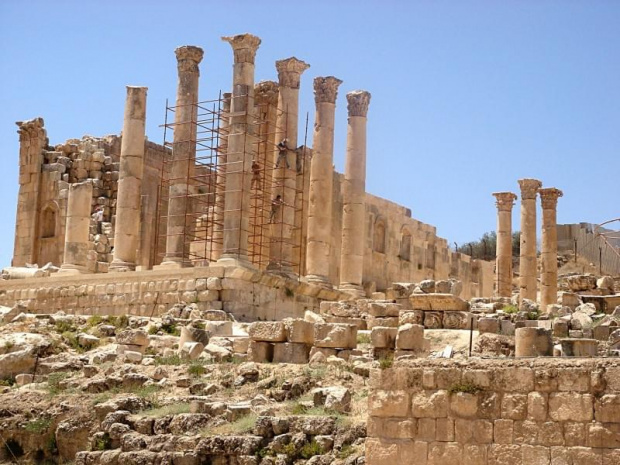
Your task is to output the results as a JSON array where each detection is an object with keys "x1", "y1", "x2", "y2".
[
  {"x1": 248, "y1": 321, "x2": 287, "y2": 342},
  {"x1": 368, "y1": 302, "x2": 402, "y2": 317},
  {"x1": 283, "y1": 319, "x2": 314, "y2": 344},
  {"x1": 488, "y1": 444, "x2": 521, "y2": 465},
  {"x1": 427, "y1": 442, "x2": 462, "y2": 465},
  {"x1": 367, "y1": 417, "x2": 417, "y2": 439},
  {"x1": 417, "y1": 418, "x2": 436, "y2": 441},
  {"x1": 180, "y1": 342, "x2": 204, "y2": 360},
  {"x1": 409, "y1": 293, "x2": 469, "y2": 311},
  {"x1": 314, "y1": 323, "x2": 357, "y2": 349},
  {"x1": 231, "y1": 336, "x2": 250, "y2": 354},
  {"x1": 527, "y1": 392, "x2": 548, "y2": 421},
  {"x1": 411, "y1": 390, "x2": 449, "y2": 418},
  {"x1": 247, "y1": 341, "x2": 273, "y2": 363},
  {"x1": 371, "y1": 326, "x2": 398, "y2": 349},
  {"x1": 309, "y1": 346, "x2": 337, "y2": 359},
  {"x1": 501, "y1": 394, "x2": 527, "y2": 420},
  {"x1": 548, "y1": 393, "x2": 593, "y2": 421},
  {"x1": 443, "y1": 311, "x2": 472, "y2": 330},
  {"x1": 367, "y1": 316, "x2": 399, "y2": 329},
  {"x1": 435, "y1": 418, "x2": 454, "y2": 442},
  {"x1": 424, "y1": 312, "x2": 443, "y2": 329},
  {"x1": 450, "y1": 392, "x2": 478, "y2": 418},
  {"x1": 478, "y1": 318, "x2": 500, "y2": 334},
  {"x1": 272, "y1": 342, "x2": 310, "y2": 364},
  {"x1": 368, "y1": 390, "x2": 410, "y2": 418},
  {"x1": 494, "y1": 419, "x2": 514, "y2": 444},
  {"x1": 594, "y1": 394, "x2": 620, "y2": 422},
  {"x1": 204, "y1": 321, "x2": 233, "y2": 337},
  {"x1": 399, "y1": 310, "x2": 424, "y2": 326},
  {"x1": 560, "y1": 338, "x2": 598, "y2": 357}
]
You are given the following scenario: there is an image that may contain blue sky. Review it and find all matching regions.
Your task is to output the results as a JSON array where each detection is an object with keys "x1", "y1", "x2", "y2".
[{"x1": 0, "y1": 0, "x2": 618, "y2": 267}]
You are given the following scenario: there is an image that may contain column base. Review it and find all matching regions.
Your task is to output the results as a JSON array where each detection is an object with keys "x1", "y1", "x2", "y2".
[
  {"x1": 153, "y1": 258, "x2": 193, "y2": 270},
  {"x1": 216, "y1": 254, "x2": 254, "y2": 269},
  {"x1": 338, "y1": 283, "x2": 365, "y2": 298},
  {"x1": 58, "y1": 264, "x2": 89, "y2": 275},
  {"x1": 305, "y1": 274, "x2": 333, "y2": 290},
  {"x1": 109, "y1": 259, "x2": 136, "y2": 272}
]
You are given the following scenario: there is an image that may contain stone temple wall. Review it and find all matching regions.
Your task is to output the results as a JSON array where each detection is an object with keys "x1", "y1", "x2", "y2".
[
  {"x1": 0, "y1": 266, "x2": 347, "y2": 321},
  {"x1": 366, "y1": 358, "x2": 620, "y2": 465}
]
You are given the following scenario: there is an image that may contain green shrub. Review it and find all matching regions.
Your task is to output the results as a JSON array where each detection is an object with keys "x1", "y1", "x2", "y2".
[
  {"x1": 299, "y1": 440, "x2": 322, "y2": 459},
  {"x1": 93, "y1": 433, "x2": 111, "y2": 451},
  {"x1": 55, "y1": 320, "x2": 75, "y2": 333},
  {"x1": 154, "y1": 354, "x2": 183, "y2": 366},
  {"x1": 502, "y1": 305, "x2": 518, "y2": 314},
  {"x1": 147, "y1": 325, "x2": 159, "y2": 335},
  {"x1": 188, "y1": 362, "x2": 206, "y2": 377},
  {"x1": 338, "y1": 444, "x2": 355, "y2": 459},
  {"x1": 448, "y1": 382, "x2": 481, "y2": 395},
  {"x1": 357, "y1": 333, "x2": 371, "y2": 344},
  {"x1": 379, "y1": 354, "x2": 394, "y2": 370},
  {"x1": 161, "y1": 322, "x2": 180, "y2": 336},
  {"x1": 86, "y1": 315, "x2": 103, "y2": 327},
  {"x1": 281, "y1": 442, "x2": 297, "y2": 457},
  {"x1": 47, "y1": 372, "x2": 69, "y2": 396},
  {"x1": 25, "y1": 418, "x2": 52, "y2": 434}
]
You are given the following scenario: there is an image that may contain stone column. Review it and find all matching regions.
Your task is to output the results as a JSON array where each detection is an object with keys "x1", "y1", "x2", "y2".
[
  {"x1": 306, "y1": 76, "x2": 342, "y2": 287},
  {"x1": 339, "y1": 90, "x2": 372, "y2": 296},
  {"x1": 218, "y1": 33, "x2": 261, "y2": 267},
  {"x1": 518, "y1": 178, "x2": 542, "y2": 302},
  {"x1": 539, "y1": 187, "x2": 563, "y2": 312},
  {"x1": 211, "y1": 92, "x2": 232, "y2": 262},
  {"x1": 59, "y1": 181, "x2": 93, "y2": 274},
  {"x1": 492, "y1": 192, "x2": 517, "y2": 297},
  {"x1": 267, "y1": 57, "x2": 310, "y2": 274},
  {"x1": 110, "y1": 86, "x2": 147, "y2": 271},
  {"x1": 159, "y1": 45, "x2": 203, "y2": 268}
]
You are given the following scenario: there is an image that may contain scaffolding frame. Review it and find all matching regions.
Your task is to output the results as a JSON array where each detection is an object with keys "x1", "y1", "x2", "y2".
[{"x1": 154, "y1": 91, "x2": 309, "y2": 276}]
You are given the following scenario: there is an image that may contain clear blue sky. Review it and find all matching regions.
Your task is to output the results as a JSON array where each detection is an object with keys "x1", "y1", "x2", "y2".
[{"x1": 1, "y1": 1, "x2": 618, "y2": 267}]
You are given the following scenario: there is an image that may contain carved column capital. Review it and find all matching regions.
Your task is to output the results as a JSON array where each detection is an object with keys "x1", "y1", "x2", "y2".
[
  {"x1": 222, "y1": 33, "x2": 261, "y2": 64},
  {"x1": 175, "y1": 45, "x2": 204, "y2": 74},
  {"x1": 254, "y1": 80, "x2": 279, "y2": 106},
  {"x1": 492, "y1": 192, "x2": 518, "y2": 211},
  {"x1": 346, "y1": 90, "x2": 371, "y2": 117},
  {"x1": 518, "y1": 178, "x2": 542, "y2": 200},
  {"x1": 539, "y1": 187, "x2": 563, "y2": 209},
  {"x1": 276, "y1": 57, "x2": 310, "y2": 89},
  {"x1": 314, "y1": 76, "x2": 343, "y2": 104}
]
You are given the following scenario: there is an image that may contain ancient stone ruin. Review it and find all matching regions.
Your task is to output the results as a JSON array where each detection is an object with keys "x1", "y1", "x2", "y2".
[{"x1": 1, "y1": 32, "x2": 619, "y2": 465}]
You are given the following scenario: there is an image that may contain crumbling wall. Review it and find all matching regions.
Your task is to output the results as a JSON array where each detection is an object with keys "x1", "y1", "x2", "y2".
[
  {"x1": 558, "y1": 223, "x2": 620, "y2": 275},
  {"x1": 366, "y1": 358, "x2": 620, "y2": 465}
]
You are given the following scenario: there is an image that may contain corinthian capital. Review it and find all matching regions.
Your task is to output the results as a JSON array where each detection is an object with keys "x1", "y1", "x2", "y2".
[
  {"x1": 492, "y1": 192, "x2": 517, "y2": 211},
  {"x1": 175, "y1": 46, "x2": 204, "y2": 74},
  {"x1": 222, "y1": 33, "x2": 261, "y2": 64},
  {"x1": 276, "y1": 57, "x2": 310, "y2": 89},
  {"x1": 539, "y1": 187, "x2": 563, "y2": 209},
  {"x1": 347, "y1": 90, "x2": 371, "y2": 117},
  {"x1": 314, "y1": 76, "x2": 343, "y2": 105},
  {"x1": 518, "y1": 178, "x2": 542, "y2": 200}
]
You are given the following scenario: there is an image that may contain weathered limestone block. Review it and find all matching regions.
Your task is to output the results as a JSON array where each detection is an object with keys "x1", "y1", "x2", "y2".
[
  {"x1": 410, "y1": 293, "x2": 469, "y2": 311},
  {"x1": 204, "y1": 321, "x2": 233, "y2": 337},
  {"x1": 566, "y1": 275, "x2": 597, "y2": 292},
  {"x1": 314, "y1": 323, "x2": 357, "y2": 349},
  {"x1": 180, "y1": 341, "x2": 204, "y2": 360},
  {"x1": 283, "y1": 319, "x2": 314, "y2": 344},
  {"x1": 560, "y1": 338, "x2": 598, "y2": 357},
  {"x1": 396, "y1": 324, "x2": 425, "y2": 351},
  {"x1": 399, "y1": 310, "x2": 424, "y2": 326},
  {"x1": 368, "y1": 302, "x2": 402, "y2": 317},
  {"x1": 371, "y1": 327, "x2": 398, "y2": 349},
  {"x1": 248, "y1": 321, "x2": 287, "y2": 342},
  {"x1": 548, "y1": 393, "x2": 593, "y2": 421},
  {"x1": 594, "y1": 394, "x2": 620, "y2": 423},
  {"x1": 443, "y1": 311, "x2": 471, "y2": 329},
  {"x1": 478, "y1": 317, "x2": 500, "y2": 334},
  {"x1": 411, "y1": 390, "x2": 449, "y2": 418},
  {"x1": 272, "y1": 342, "x2": 310, "y2": 364},
  {"x1": 423, "y1": 312, "x2": 443, "y2": 329},
  {"x1": 247, "y1": 341, "x2": 274, "y2": 363},
  {"x1": 559, "y1": 292, "x2": 582, "y2": 309},
  {"x1": 368, "y1": 390, "x2": 410, "y2": 417}
]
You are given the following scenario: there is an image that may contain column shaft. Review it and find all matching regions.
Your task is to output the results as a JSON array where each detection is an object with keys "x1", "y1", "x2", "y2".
[
  {"x1": 539, "y1": 187, "x2": 563, "y2": 312},
  {"x1": 160, "y1": 46, "x2": 204, "y2": 267},
  {"x1": 59, "y1": 181, "x2": 93, "y2": 274},
  {"x1": 518, "y1": 178, "x2": 542, "y2": 302},
  {"x1": 110, "y1": 86, "x2": 147, "y2": 271},
  {"x1": 268, "y1": 57, "x2": 310, "y2": 274},
  {"x1": 339, "y1": 91, "x2": 371, "y2": 296},
  {"x1": 306, "y1": 77, "x2": 342, "y2": 287},
  {"x1": 492, "y1": 192, "x2": 517, "y2": 297},
  {"x1": 219, "y1": 34, "x2": 261, "y2": 267}
]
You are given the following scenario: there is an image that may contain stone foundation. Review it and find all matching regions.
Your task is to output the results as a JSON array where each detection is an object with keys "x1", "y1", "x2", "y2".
[
  {"x1": 0, "y1": 266, "x2": 348, "y2": 321},
  {"x1": 367, "y1": 358, "x2": 620, "y2": 464}
]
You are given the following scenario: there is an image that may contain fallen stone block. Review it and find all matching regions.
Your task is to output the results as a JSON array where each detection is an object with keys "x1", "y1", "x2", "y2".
[
  {"x1": 314, "y1": 323, "x2": 357, "y2": 349},
  {"x1": 395, "y1": 323, "x2": 424, "y2": 351},
  {"x1": 248, "y1": 322, "x2": 287, "y2": 342},
  {"x1": 273, "y1": 342, "x2": 311, "y2": 364},
  {"x1": 370, "y1": 327, "x2": 398, "y2": 349}
]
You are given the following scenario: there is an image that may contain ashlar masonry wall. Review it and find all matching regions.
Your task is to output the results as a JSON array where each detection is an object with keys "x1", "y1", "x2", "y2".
[{"x1": 367, "y1": 358, "x2": 620, "y2": 465}]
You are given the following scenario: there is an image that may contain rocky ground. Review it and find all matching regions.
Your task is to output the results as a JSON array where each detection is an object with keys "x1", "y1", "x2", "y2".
[{"x1": 0, "y1": 314, "x2": 369, "y2": 464}]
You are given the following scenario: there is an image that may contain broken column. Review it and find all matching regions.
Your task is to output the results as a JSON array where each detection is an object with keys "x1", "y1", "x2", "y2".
[
  {"x1": 492, "y1": 192, "x2": 517, "y2": 297},
  {"x1": 518, "y1": 178, "x2": 542, "y2": 302},
  {"x1": 267, "y1": 57, "x2": 310, "y2": 275},
  {"x1": 218, "y1": 34, "x2": 261, "y2": 267},
  {"x1": 110, "y1": 86, "x2": 147, "y2": 271},
  {"x1": 539, "y1": 187, "x2": 563, "y2": 312},
  {"x1": 159, "y1": 46, "x2": 204, "y2": 268},
  {"x1": 339, "y1": 90, "x2": 371, "y2": 296},
  {"x1": 59, "y1": 181, "x2": 93, "y2": 274},
  {"x1": 515, "y1": 327, "x2": 552, "y2": 357},
  {"x1": 306, "y1": 76, "x2": 342, "y2": 287}
]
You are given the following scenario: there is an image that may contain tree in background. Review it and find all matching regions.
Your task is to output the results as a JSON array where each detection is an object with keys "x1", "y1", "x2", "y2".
[{"x1": 456, "y1": 231, "x2": 520, "y2": 260}]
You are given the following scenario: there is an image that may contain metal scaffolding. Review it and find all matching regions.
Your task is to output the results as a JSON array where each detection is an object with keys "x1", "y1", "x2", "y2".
[{"x1": 154, "y1": 91, "x2": 309, "y2": 276}]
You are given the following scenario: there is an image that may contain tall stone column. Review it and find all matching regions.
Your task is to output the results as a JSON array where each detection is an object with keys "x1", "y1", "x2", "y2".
[
  {"x1": 539, "y1": 187, "x2": 563, "y2": 312},
  {"x1": 218, "y1": 33, "x2": 261, "y2": 267},
  {"x1": 110, "y1": 86, "x2": 147, "y2": 271},
  {"x1": 492, "y1": 192, "x2": 517, "y2": 297},
  {"x1": 306, "y1": 76, "x2": 342, "y2": 287},
  {"x1": 268, "y1": 57, "x2": 310, "y2": 274},
  {"x1": 211, "y1": 92, "x2": 232, "y2": 262},
  {"x1": 159, "y1": 45, "x2": 203, "y2": 268},
  {"x1": 59, "y1": 181, "x2": 93, "y2": 274},
  {"x1": 518, "y1": 178, "x2": 542, "y2": 302},
  {"x1": 339, "y1": 90, "x2": 371, "y2": 296}
]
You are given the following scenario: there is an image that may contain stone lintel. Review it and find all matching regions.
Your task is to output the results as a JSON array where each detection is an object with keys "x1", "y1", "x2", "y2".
[
  {"x1": 221, "y1": 33, "x2": 261, "y2": 64},
  {"x1": 346, "y1": 90, "x2": 371, "y2": 117},
  {"x1": 517, "y1": 178, "x2": 542, "y2": 200},
  {"x1": 492, "y1": 192, "x2": 518, "y2": 211},
  {"x1": 539, "y1": 187, "x2": 563, "y2": 209},
  {"x1": 314, "y1": 76, "x2": 343, "y2": 104},
  {"x1": 276, "y1": 57, "x2": 310, "y2": 89}
]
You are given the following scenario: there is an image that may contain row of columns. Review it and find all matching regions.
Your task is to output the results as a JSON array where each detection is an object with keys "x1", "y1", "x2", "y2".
[
  {"x1": 492, "y1": 179, "x2": 563, "y2": 311},
  {"x1": 57, "y1": 34, "x2": 372, "y2": 297}
]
